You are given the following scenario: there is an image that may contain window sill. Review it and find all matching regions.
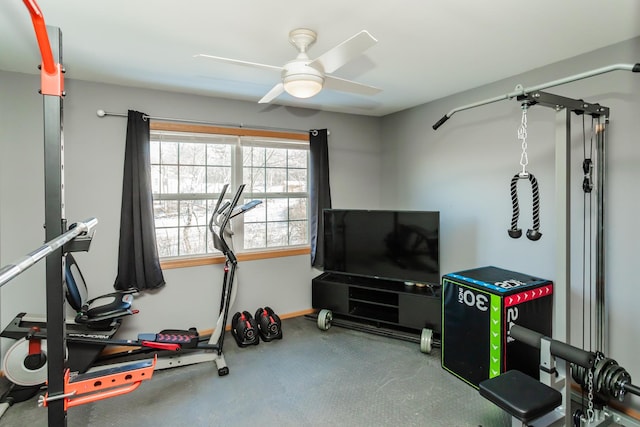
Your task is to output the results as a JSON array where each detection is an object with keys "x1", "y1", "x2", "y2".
[{"x1": 160, "y1": 247, "x2": 311, "y2": 270}]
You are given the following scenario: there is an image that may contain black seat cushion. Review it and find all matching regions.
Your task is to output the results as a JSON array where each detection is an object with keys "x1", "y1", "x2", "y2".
[
  {"x1": 65, "y1": 253, "x2": 137, "y2": 327},
  {"x1": 479, "y1": 370, "x2": 562, "y2": 423},
  {"x1": 65, "y1": 253, "x2": 89, "y2": 311}
]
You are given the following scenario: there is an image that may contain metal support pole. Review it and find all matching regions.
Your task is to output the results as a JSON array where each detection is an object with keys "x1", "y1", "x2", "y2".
[
  {"x1": 43, "y1": 25, "x2": 67, "y2": 427},
  {"x1": 595, "y1": 117, "x2": 608, "y2": 354},
  {"x1": 555, "y1": 107, "x2": 572, "y2": 427},
  {"x1": 554, "y1": 107, "x2": 571, "y2": 342}
]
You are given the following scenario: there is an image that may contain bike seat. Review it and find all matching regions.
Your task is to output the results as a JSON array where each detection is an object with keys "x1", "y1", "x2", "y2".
[{"x1": 65, "y1": 253, "x2": 138, "y2": 329}]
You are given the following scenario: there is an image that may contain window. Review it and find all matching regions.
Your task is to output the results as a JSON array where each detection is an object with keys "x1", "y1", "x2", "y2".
[{"x1": 150, "y1": 123, "x2": 310, "y2": 259}]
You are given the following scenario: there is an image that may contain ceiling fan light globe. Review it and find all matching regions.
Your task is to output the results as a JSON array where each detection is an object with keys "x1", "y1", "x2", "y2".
[{"x1": 283, "y1": 74, "x2": 323, "y2": 98}]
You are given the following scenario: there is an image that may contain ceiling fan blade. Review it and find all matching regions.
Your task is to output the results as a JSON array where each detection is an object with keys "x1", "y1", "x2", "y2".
[
  {"x1": 258, "y1": 83, "x2": 285, "y2": 103},
  {"x1": 323, "y1": 75, "x2": 381, "y2": 96},
  {"x1": 194, "y1": 54, "x2": 282, "y2": 72},
  {"x1": 310, "y1": 30, "x2": 377, "y2": 74}
]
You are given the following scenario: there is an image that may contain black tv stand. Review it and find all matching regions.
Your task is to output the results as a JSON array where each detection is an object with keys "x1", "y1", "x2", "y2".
[{"x1": 311, "y1": 272, "x2": 441, "y2": 353}]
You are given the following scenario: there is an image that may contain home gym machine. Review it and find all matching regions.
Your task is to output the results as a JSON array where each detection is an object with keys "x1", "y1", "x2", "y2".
[
  {"x1": 433, "y1": 63, "x2": 640, "y2": 426},
  {"x1": 0, "y1": 220, "x2": 157, "y2": 418},
  {"x1": 0, "y1": 182, "x2": 261, "y2": 396},
  {"x1": 1, "y1": 2, "x2": 157, "y2": 425},
  {"x1": 1, "y1": 251, "x2": 142, "y2": 394}
]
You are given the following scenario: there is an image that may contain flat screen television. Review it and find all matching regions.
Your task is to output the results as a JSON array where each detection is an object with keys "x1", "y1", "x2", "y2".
[{"x1": 323, "y1": 209, "x2": 440, "y2": 285}]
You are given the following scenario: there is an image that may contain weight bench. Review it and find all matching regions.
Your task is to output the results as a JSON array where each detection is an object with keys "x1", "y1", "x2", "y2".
[
  {"x1": 479, "y1": 370, "x2": 562, "y2": 426},
  {"x1": 479, "y1": 325, "x2": 598, "y2": 427}
]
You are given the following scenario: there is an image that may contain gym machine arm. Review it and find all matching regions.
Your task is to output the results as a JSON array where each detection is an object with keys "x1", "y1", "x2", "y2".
[
  {"x1": 0, "y1": 218, "x2": 98, "y2": 288},
  {"x1": 510, "y1": 324, "x2": 596, "y2": 370},
  {"x1": 432, "y1": 63, "x2": 639, "y2": 130}
]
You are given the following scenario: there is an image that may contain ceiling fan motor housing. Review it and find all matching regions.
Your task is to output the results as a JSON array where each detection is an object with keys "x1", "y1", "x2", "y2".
[{"x1": 282, "y1": 58, "x2": 324, "y2": 98}]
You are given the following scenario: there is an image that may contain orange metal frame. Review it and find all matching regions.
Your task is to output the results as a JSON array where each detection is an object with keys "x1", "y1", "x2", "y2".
[
  {"x1": 22, "y1": 0, "x2": 64, "y2": 96},
  {"x1": 41, "y1": 356, "x2": 157, "y2": 410}
]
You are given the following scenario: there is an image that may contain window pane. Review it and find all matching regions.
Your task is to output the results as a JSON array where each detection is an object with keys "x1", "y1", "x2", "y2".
[
  {"x1": 161, "y1": 141, "x2": 178, "y2": 164},
  {"x1": 160, "y1": 166, "x2": 179, "y2": 194},
  {"x1": 266, "y1": 198, "x2": 288, "y2": 221},
  {"x1": 289, "y1": 220, "x2": 308, "y2": 245},
  {"x1": 180, "y1": 226, "x2": 207, "y2": 255},
  {"x1": 289, "y1": 198, "x2": 307, "y2": 220},
  {"x1": 207, "y1": 144, "x2": 232, "y2": 165},
  {"x1": 288, "y1": 149, "x2": 307, "y2": 168},
  {"x1": 207, "y1": 166, "x2": 231, "y2": 193},
  {"x1": 244, "y1": 198, "x2": 265, "y2": 222},
  {"x1": 150, "y1": 140, "x2": 160, "y2": 164},
  {"x1": 154, "y1": 200, "x2": 179, "y2": 227},
  {"x1": 179, "y1": 166, "x2": 206, "y2": 193},
  {"x1": 265, "y1": 148, "x2": 286, "y2": 167},
  {"x1": 179, "y1": 143, "x2": 206, "y2": 165},
  {"x1": 179, "y1": 200, "x2": 207, "y2": 227},
  {"x1": 244, "y1": 146, "x2": 265, "y2": 166},
  {"x1": 245, "y1": 222, "x2": 266, "y2": 249},
  {"x1": 287, "y1": 168, "x2": 307, "y2": 192},
  {"x1": 266, "y1": 168, "x2": 286, "y2": 192},
  {"x1": 267, "y1": 222, "x2": 288, "y2": 247},
  {"x1": 156, "y1": 227, "x2": 179, "y2": 257},
  {"x1": 244, "y1": 167, "x2": 265, "y2": 193}
]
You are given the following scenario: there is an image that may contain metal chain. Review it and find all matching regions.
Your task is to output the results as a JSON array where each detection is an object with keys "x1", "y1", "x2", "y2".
[
  {"x1": 518, "y1": 105, "x2": 529, "y2": 176},
  {"x1": 587, "y1": 368, "x2": 595, "y2": 422}
]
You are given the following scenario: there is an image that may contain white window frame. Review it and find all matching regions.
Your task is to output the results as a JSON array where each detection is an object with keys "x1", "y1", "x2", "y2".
[{"x1": 149, "y1": 122, "x2": 311, "y2": 267}]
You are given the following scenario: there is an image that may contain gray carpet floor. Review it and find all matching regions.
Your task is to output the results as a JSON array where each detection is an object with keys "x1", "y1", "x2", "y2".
[{"x1": 0, "y1": 316, "x2": 510, "y2": 427}]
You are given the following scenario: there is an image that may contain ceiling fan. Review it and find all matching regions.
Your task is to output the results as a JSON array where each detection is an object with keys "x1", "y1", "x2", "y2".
[{"x1": 195, "y1": 29, "x2": 381, "y2": 103}]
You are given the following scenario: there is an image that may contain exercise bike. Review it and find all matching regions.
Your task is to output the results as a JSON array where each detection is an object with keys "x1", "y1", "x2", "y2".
[
  {"x1": 95, "y1": 183, "x2": 260, "y2": 373},
  {"x1": 0, "y1": 184, "x2": 260, "y2": 413}
]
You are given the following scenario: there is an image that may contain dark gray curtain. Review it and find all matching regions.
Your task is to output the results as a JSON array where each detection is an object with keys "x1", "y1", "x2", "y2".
[
  {"x1": 309, "y1": 129, "x2": 332, "y2": 267},
  {"x1": 114, "y1": 110, "x2": 165, "y2": 291}
]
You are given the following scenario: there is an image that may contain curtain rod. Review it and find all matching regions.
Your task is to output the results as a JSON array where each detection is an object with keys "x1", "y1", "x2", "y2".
[{"x1": 96, "y1": 109, "x2": 311, "y2": 135}]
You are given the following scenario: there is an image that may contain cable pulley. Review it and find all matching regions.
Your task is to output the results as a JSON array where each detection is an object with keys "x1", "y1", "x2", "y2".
[{"x1": 582, "y1": 158, "x2": 594, "y2": 193}]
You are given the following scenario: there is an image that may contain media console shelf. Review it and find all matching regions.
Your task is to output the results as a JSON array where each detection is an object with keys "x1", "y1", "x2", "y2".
[{"x1": 311, "y1": 272, "x2": 441, "y2": 353}]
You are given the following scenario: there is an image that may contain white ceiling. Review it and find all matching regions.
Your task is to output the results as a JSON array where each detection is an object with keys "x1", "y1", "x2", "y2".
[{"x1": 1, "y1": 0, "x2": 639, "y2": 117}]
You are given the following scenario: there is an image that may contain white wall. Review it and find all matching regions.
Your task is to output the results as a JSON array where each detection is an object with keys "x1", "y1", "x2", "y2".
[
  {"x1": 0, "y1": 71, "x2": 382, "y2": 347},
  {"x1": 382, "y1": 37, "x2": 640, "y2": 410},
  {"x1": 0, "y1": 69, "x2": 46, "y2": 324}
]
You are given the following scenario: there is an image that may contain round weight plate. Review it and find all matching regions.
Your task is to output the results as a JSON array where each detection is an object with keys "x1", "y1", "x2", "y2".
[
  {"x1": 420, "y1": 328, "x2": 433, "y2": 354},
  {"x1": 317, "y1": 309, "x2": 333, "y2": 331},
  {"x1": 3, "y1": 338, "x2": 48, "y2": 386}
]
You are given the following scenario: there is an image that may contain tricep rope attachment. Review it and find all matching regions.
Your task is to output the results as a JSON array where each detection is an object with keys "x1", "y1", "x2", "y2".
[
  {"x1": 508, "y1": 103, "x2": 542, "y2": 241},
  {"x1": 508, "y1": 173, "x2": 542, "y2": 241}
]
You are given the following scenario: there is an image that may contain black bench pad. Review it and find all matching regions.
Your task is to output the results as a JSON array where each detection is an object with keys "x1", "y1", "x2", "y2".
[{"x1": 479, "y1": 370, "x2": 562, "y2": 423}]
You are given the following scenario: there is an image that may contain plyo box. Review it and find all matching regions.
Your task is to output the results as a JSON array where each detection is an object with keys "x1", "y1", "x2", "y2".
[{"x1": 441, "y1": 266, "x2": 553, "y2": 388}]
